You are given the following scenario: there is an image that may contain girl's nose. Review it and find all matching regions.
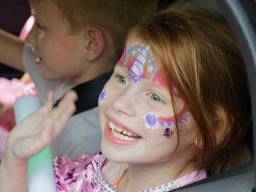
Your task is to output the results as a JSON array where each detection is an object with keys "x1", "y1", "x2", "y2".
[{"x1": 112, "y1": 88, "x2": 136, "y2": 117}]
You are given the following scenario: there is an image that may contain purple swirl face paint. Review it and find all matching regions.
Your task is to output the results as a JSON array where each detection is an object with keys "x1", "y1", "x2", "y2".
[{"x1": 98, "y1": 90, "x2": 107, "y2": 105}]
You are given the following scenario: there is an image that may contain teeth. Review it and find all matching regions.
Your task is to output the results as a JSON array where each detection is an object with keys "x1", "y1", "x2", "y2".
[
  {"x1": 109, "y1": 122, "x2": 115, "y2": 129},
  {"x1": 108, "y1": 121, "x2": 140, "y2": 140},
  {"x1": 111, "y1": 129, "x2": 134, "y2": 141}
]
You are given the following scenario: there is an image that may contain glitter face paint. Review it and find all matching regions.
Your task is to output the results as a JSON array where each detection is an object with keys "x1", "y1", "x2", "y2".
[
  {"x1": 99, "y1": 37, "x2": 198, "y2": 165},
  {"x1": 117, "y1": 44, "x2": 170, "y2": 89},
  {"x1": 144, "y1": 111, "x2": 187, "y2": 129},
  {"x1": 117, "y1": 43, "x2": 188, "y2": 138},
  {"x1": 143, "y1": 112, "x2": 179, "y2": 139},
  {"x1": 143, "y1": 112, "x2": 160, "y2": 129}
]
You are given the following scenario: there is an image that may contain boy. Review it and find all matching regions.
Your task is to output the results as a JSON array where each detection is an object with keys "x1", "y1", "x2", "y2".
[{"x1": 0, "y1": 0, "x2": 158, "y2": 158}]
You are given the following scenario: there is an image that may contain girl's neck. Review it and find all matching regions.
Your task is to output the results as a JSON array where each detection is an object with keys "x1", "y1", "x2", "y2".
[{"x1": 116, "y1": 157, "x2": 197, "y2": 192}]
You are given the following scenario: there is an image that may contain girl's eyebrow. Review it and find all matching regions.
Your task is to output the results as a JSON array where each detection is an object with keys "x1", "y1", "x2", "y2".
[{"x1": 149, "y1": 83, "x2": 171, "y2": 99}]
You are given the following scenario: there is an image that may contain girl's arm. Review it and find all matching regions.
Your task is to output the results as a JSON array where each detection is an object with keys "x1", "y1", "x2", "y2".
[{"x1": 0, "y1": 91, "x2": 77, "y2": 192}]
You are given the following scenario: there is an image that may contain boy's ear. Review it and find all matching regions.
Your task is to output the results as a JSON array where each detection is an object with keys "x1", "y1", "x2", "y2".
[{"x1": 83, "y1": 27, "x2": 105, "y2": 62}]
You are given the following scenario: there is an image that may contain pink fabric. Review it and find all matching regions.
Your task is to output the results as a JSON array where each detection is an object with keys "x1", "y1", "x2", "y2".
[
  {"x1": 0, "y1": 78, "x2": 37, "y2": 107},
  {"x1": 54, "y1": 152, "x2": 207, "y2": 192},
  {"x1": 54, "y1": 153, "x2": 103, "y2": 192},
  {"x1": 177, "y1": 169, "x2": 207, "y2": 186}
]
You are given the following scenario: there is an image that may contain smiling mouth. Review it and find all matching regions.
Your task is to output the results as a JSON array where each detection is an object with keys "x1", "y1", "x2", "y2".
[{"x1": 105, "y1": 121, "x2": 142, "y2": 144}]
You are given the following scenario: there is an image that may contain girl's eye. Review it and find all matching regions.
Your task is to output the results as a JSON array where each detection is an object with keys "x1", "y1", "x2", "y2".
[
  {"x1": 115, "y1": 74, "x2": 128, "y2": 85},
  {"x1": 148, "y1": 93, "x2": 166, "y2": 104}
]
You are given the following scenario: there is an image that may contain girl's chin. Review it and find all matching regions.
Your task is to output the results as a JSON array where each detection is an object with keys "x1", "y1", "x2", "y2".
[{"x1": 101, "y1": 141, "x2": 137, "y2": 162}]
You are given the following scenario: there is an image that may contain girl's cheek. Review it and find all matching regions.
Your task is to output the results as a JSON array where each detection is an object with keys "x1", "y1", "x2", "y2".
[
  {"x1": 98, "y1": 82, "x2": 120, "y2": 106},
  {"x1": 143, "y1": 112, "x2": 188, "y2": 139},
  {"x1": 98, "y1": 89, "x2": 108, "y2": 105}
]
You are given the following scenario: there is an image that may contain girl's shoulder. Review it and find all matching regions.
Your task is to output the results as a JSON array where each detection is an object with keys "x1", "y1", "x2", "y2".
[{"x1": 53, "y1": 152, "x2": 104, "y2": 191}]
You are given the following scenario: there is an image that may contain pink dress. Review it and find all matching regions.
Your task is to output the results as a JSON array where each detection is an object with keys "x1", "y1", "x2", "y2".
[{"x1": 54, "y1": 152, "x2": 207, "y2": 192}]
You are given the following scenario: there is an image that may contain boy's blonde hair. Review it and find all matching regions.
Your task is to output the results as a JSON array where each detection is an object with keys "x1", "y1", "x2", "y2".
[
  {"x1": 132, "y1": 5, "x2": 252, "y2": 174},
  {"x1": 29, "y1": 0, "x2": 158, "y2": 62}
]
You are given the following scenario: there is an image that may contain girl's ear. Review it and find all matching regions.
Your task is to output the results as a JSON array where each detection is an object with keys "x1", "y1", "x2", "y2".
[
  {"x1": 194, "y1": 136, "x2": 203, "y2": 149},
  {"x1": 83, "y1": 27, "x2": 106, "y2": 62},
  {"x1": 214, "y1": 105, "x2": 230, "y2": 146},
  {"x1": 193, "y1": 105, "x2": 229, "y2": 150}
]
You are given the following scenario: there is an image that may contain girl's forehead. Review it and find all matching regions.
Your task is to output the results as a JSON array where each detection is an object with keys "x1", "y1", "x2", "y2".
[{"x1": 117, "y1": 38, "x2": 170, "y2": 89}]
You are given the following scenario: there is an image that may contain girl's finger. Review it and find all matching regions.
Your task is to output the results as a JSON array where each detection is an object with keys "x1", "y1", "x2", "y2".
[
  {"x1": 39, "y1": 92, "x2": 54, "y2": 113},
  {"x1": 46, "y1": 91, "x2": 77, "y2": 139}
]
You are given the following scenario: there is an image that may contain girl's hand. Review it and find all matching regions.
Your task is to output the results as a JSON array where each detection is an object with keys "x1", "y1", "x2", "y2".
[
  {"x1": 6, "y1": 91, "x2": 77, "y2": 162},
  {"x1": 0, "y1": 91, "x2": 76, "y2": 192}
]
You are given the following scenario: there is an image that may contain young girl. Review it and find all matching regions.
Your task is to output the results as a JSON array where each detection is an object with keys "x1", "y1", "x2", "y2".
[{"x1": 0, "y1": 5, "x2": 251, "y2": 192}]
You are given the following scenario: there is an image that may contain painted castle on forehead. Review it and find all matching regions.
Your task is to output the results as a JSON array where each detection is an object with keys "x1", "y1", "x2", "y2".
[{"x1": 117, "y1": 44, "x2": 162, "y2": 83}]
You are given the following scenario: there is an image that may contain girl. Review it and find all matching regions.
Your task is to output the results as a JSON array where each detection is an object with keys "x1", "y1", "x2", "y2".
[{"x1": 0, "y1": 5, "x2": 251, "y2": 192}]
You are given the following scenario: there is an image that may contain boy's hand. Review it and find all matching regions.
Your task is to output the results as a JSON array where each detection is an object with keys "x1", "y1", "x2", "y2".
[{"x1": 7, "y1": 91, "x2": 77, "y2": 162}]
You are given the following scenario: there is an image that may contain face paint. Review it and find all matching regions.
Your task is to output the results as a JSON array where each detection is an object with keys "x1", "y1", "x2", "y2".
[
  {"x1": 163, "y1": 128, "x2": 174, "y2": 138},
  {"x1": 144, "y1": 111, "x2": 188, "y2": 139},
  {"x1": 143, "y1": 112, "x2": 182, "y2": 130},
  {"x1": 170, "y1": 83, "x2": 184, "y2": 99},
  {"x1": 144, "y1": 112, "x2": 160, "y2": 129},
  {"x1": 117, "y1": 41, "x2": 127, "y2": 65},
  {"x1": 98, "y1": 90, "x2": 107, "y2": 105},
  {"x1": 152, "y1": 70, "x2": 170, "y2": 89},
  {"x1": 117, "y1": 44, "x2": 170, "y2": 88},
  {"x1": 127, "y1": 46, "x2": 153, "y2": 84},
  {"x1": 127, "y1": 49, "x2": 146, "y2": 83},
  {"x1": 159, "y1": 116, "x2": 187, "y2": 127},
  {"x1": 144, "y1": 108, "x2": 188, "y2": 130}
]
